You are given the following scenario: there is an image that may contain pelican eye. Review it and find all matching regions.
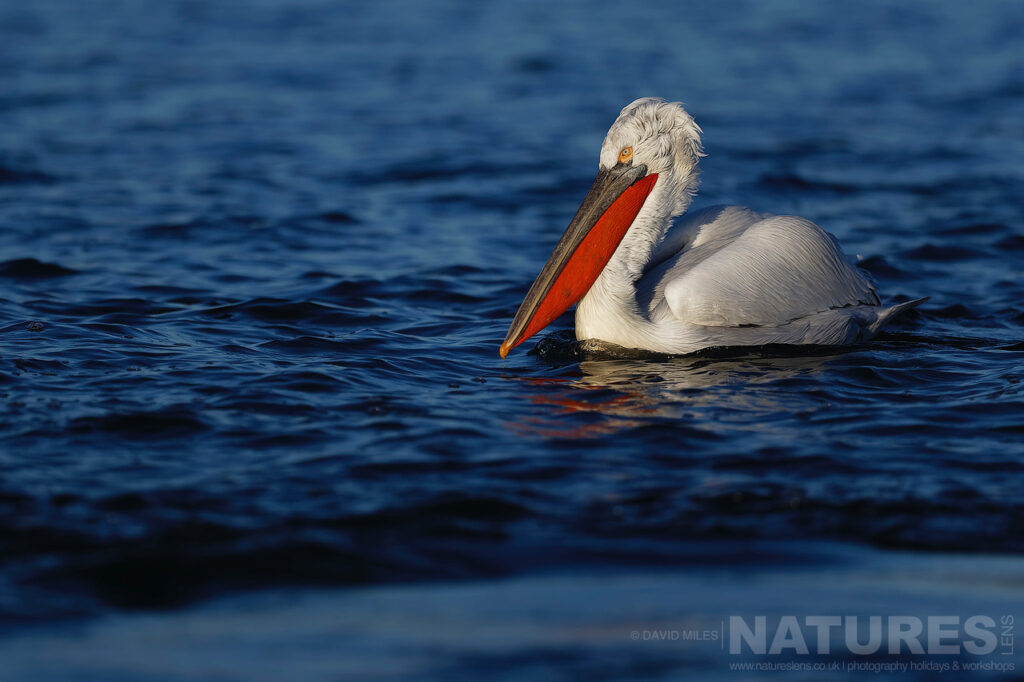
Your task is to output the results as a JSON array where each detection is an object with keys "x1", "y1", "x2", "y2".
[{"x1": 618, "y1": 146, "x2": 633, "y2": 164}]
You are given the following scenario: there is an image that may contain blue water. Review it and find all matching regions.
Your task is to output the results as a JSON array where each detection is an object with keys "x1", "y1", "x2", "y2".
[{"x1": 1, "y1": 0, "x2": 1023, "y2": 678}]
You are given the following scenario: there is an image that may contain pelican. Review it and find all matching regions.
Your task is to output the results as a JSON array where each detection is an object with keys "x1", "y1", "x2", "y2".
[{"x1": 499, "y1": 98, "x2": 925, "y2": 358}]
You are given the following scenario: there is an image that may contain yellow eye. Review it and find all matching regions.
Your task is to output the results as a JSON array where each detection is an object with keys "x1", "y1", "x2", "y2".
[{"x1": 618, "y1": 146, "x2": 633, "y2": 164}]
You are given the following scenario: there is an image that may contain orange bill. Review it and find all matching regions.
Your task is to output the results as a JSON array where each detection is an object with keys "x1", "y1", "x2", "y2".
[{"x1": 500, "y1": 165, "x2": 657, "y2": 358}]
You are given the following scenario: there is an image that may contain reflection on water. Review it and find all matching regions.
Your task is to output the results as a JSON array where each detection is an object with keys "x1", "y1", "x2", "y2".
[{"x1": 510, "y1": 342, "x2": 844, "y2": 439}]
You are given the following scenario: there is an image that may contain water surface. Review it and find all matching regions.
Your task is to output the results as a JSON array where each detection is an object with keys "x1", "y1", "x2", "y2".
[{"x1": 1, "y1": 0, "x2": 1022, "y2": 678}]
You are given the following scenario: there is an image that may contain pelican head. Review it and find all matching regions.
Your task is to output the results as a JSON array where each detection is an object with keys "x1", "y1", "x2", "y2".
[
  {"x1": 599, "y1": 98, "x2": 704, "y2": 216},
  {"x1": 499, "y1": 98, "x2": 704, "y2": 358}
]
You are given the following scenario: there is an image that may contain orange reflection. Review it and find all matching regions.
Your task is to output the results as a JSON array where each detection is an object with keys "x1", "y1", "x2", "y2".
[{"x1": 506, "y1": 352, "x2": 841, "y2": 440}]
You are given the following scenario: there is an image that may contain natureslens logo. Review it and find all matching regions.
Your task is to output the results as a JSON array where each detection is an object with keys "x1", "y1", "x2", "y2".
[
  {"x1": 727, "y1": 615, "x2": 1014, "y2": 657},
  {"x1": 628, "y1": 614, "x2": 1017, "y2": 674}
]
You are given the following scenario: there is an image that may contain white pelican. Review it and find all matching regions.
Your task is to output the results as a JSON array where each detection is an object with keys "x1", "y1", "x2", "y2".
[{"x1": 499, "y1": 97, "x2": 925, "y2": 358}]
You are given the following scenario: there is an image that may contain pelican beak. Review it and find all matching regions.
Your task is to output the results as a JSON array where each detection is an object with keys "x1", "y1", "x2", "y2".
[{"x1": 499, "y1": 164, "x2": 658, "y2": 358}]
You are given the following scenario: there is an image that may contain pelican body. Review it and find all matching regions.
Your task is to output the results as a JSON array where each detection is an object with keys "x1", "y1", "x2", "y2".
[{"x1": 499, "y1": 98, "x2": 923, "y2": 358}]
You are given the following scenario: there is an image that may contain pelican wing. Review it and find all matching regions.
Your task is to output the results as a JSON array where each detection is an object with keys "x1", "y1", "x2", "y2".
[{"x1": 642, "y1": 206, "x2": 879, "y2": 328}]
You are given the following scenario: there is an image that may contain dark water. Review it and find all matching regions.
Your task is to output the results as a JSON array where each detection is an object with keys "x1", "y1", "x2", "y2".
[{"x1": 1, "y1": 0, "x2": 1023, "y2": 678}]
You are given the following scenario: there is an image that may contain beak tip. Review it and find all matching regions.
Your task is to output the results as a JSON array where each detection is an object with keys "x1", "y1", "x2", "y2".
[{"x1": 498, "y1": 343, "x2": 510, "y2": 359}]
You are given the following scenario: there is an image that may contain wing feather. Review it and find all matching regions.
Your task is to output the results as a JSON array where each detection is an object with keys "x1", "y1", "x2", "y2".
[{"x1": 643, "y1": 209, "x2": 878, "y2": 328}]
